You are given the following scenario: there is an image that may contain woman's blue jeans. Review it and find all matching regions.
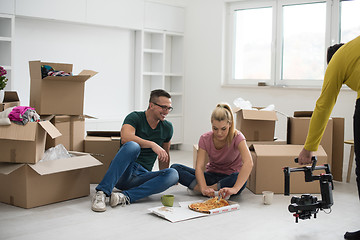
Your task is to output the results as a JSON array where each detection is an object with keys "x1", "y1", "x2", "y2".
[
  {"x1": 96, "y1": 141, "x2": 179, "y2": 203},
  {"x1": 170, "y1": 163, "x2": 246, "y2": 195}
]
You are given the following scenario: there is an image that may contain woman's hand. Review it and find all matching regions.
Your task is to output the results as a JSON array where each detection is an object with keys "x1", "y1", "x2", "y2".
[
  {"x1": 201, "y1": 187, "x2": 215, "y2": 197},
  {"x1": 219, "y1": 187, "x2": 237, "y2": 199}
]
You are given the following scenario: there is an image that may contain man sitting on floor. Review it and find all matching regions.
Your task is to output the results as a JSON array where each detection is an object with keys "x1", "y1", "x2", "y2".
[{"x1": 91, "y1": 89, "x2": 179, "y2": 212}]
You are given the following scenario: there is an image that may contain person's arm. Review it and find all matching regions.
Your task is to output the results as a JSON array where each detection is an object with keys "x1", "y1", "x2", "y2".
[
  {"x1": 299, "y1": 48, "x2": 345, "y2": 164},
  {"x1": 195, "y1": 147, "x2": 214, "y2": 197},
  {"x1": 121, "y1": 124, "x2": 169, "y2": 162},
  {"x1": 158, "y1": 141, "x2": 171, "y2": 170},
  {"x1": 219, "y1": 140, "x2": 253, "y2": 198}
]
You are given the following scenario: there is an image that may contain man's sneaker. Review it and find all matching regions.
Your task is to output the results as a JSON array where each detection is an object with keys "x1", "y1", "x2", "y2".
[
  {"x1": 91, "y1": 191, "x2": 106, "y2": 212},
  {"x1": 110, "y1": 192, "x2": 130, "y2": 207}
]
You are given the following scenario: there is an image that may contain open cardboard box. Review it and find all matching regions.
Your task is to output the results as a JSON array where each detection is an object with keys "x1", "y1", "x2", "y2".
[
  {"x1": 84, "y1": 131, "x2": 121, "y2": 183},
  {"x1": 247, "y1": 144, "x2": 327, "y2": 194},
  {"x1": 0, "y1": 91, "x2": 20, "y2": 111},
  {"x1": 0, "y1": 121, "x2": 61, "y2": 164},
  {"x1": 0, "y1": 151, "x2": 102, "y2": 209},
  {"x1": 233, "y1": 107, "x2": 278, "y2": 141},
  {"x1": 29, "y1": 60, "x2": 98, "y2": 115},
  {"x1": 287, "y1": 111, "x2": 344, "y2": 181},
  {"x1": 148, "y1": 200, "x2": 240, "y2": 223}
]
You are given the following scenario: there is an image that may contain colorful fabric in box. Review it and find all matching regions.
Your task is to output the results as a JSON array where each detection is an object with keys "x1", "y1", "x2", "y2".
[
  {"x1": 41, "y1": 65, "x2": 72, "y2": 78},
  {"x1": 8, "y1": 106, "x2": 40, "y2": 125}
]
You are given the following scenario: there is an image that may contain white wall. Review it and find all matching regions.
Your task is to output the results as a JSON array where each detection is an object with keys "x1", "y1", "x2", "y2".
[
  {"x1": 13, "y1": 17, "x2": 135, "y2": 130},
  {"x1": 10, "y1": 0, "x2": 356, "y2": 167},
  {"x1": 182, "y1": 0, "x2": 356, "y2": 158}
]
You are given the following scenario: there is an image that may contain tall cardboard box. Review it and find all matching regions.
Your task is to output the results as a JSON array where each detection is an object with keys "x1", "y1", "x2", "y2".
[
  {"x1": 331, "y1": 118, "x2": 345, "y2": 181},
  {"x1": 234, "y1": 107, "x2": 278, "y2": 141},
  {"x1": 0, "y1": 121, "x2": 61, "y2": 164},
  {"x1": 44, "y1": 115, "x2": 86, "y2": 152},
  {"x1": 248, "y1": 144, "x2": 327, "y2": 194},
  {"x1": 287, "y1": 111, "x2": 344, "y2": 181},
  {"x1": 84, "y1": 131, "x2": 121, "y2": 183},
  {"x1": 29, "y1": 60, "x2": 97, "y2": 115},
  {"x1": 0, "y1": 152, "x2": 102, "y2": 209},
  {"x1": 0, "y1": 91, "x2": 20, "y2": 111}
]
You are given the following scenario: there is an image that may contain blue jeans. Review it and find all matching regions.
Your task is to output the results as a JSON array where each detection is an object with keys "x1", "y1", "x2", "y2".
[
  {"x1": 96, "y1": 141, "x2": 179, "y2": 203},
  {"x1": 170, "y1": 163, "x2": 246, "y2": 195}
]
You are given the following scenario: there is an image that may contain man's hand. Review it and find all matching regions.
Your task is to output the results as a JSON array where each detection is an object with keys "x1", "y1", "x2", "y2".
[
  {"x1": 152, "y1": 143, "x2": 169, "y2": 162},
  {"x1": 298, "y1": 148, "x2": 313, "y2": 165}
]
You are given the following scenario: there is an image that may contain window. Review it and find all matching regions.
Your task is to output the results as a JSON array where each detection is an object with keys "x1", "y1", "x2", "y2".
[
  {"x1": 340, "y1": 0, "x2": 360, "y2": 43},
  {"x1": 233, "y1": 7, "x2": 273, "y2": 80},
  {"x1": 282, "y1": 2, "x2": 326, "y2": 81},
  {"x1": 225, "y1": 0, "x2": 359, "y2": 87}
]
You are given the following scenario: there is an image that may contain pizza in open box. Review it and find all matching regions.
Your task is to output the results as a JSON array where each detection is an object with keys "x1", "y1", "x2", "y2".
[{"x1": 188, "y1": 197, "x2": 230, "y2": 213}]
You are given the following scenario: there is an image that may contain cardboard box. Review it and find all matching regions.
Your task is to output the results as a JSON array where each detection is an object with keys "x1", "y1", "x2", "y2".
[
  {"x1": 234, "y1": 107, "x2": 278, "y2": 141},
  {"x1": 0, "y1": 152, "x2": 102, "y2": 209},
  {"x1": 248, "y1": 144, "x2": 327, "y2": 194},
  {"x1": 287, "y1": 111, "x2": 344, "y2": 181},
  {"x1": 0, "y1": 121, "x2": 61, "y2": 164},
  {"x1": 0, "y1": 91, "x2": 20, "y2": 111},
  {"x1": 43, "y1": 115, "x2": 86, "y2": 152},
  {"x1": 331, "y1": 118, "x2": 345, "y2": 181},
  {"x1": 29, "y1": 60, "x2": 97, "y2": 115},
  {"x1": 148, "y1": 200, "x2": 240, "y2": 223},
  {"x1": 84, "y1": 131, "x2": 121, "y2": 183},
  {"x1": 246, "y1": 138, "x2": 286, "y2": 147}
]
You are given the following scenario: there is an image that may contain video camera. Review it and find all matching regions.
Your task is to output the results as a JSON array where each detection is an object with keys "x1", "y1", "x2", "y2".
[{"x1": 283, "y1": 156, "x2": 334, "y2": 223}]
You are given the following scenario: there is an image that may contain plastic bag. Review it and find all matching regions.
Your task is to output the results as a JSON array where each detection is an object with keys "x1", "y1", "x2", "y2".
[
  {"x1": 233, "y1": 97, "x2": 275, "y2": 111},
  {"x1": 233, "y1": 97, "x2": 253, "y2": 110},
  {"x1": 40, "y1": 144, "x2": 72, "y2": 162},
  {"x1": 259, "y1": 104, "x2": 275, "y2": 111}
]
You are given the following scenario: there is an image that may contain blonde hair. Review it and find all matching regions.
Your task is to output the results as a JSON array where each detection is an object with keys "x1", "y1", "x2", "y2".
[{"x1": 211, "y1": 103, "x2": 237, "y2": 145}]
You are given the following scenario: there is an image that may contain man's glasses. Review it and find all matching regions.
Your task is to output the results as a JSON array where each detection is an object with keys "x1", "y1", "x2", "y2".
[{"x1": 152, "y1": 102, "x2": 173, "y2": 112}]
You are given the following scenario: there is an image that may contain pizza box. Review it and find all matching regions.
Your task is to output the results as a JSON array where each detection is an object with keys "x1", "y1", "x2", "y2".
[{"x1": 148, "y1": 200, "x2": 240, "y2": 223}]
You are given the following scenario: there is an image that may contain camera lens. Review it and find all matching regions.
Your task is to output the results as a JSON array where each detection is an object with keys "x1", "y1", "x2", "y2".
[
  {"x1": 288, "y1": 203, "x2": 297, "y2": 213},
  {"x1": 291, "y1": 196, "x2": 299, "y2": 204}
]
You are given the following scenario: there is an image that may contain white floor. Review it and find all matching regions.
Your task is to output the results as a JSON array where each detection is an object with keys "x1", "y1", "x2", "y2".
[{"x1": 0, "y1": 150, "x2": 359, "y2": 240}]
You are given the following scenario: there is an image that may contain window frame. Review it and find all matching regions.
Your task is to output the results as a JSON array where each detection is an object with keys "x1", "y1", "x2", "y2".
[{"x1": 224, "y1": 0, "x2": 343, "y2": 88}]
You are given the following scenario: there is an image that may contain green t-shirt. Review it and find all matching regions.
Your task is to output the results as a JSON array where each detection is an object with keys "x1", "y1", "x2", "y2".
[{"x1": 122, "y1": 111, "x2": 173, "y2": 171}]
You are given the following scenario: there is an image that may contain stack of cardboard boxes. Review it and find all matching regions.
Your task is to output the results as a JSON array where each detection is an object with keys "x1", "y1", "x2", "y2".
[
  {"x1": 0, "y1": 61, "x2": 102, "y2": 209},
  {"x1": 193, "y1": 106, "x2": 344, "y2": 195},
  {"x1": 29, "y1": 60, "x2": 98, "y2": 152}
]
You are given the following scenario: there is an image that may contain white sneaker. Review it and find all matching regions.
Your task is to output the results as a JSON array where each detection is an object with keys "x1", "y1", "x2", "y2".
[
  {"x1": 110, "y1": 192, "x2": 130, "y2": 207},
  {"x1": 91, "y1": 191, "x2": 106, "y2": 212}
]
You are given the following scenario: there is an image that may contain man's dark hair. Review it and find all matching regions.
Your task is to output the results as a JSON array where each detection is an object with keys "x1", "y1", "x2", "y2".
[
  {"x1": 149, "y1": 89, "x2": 171, "y2": 103},
  {"x1": 327, "y1": 43, "x2": 344, "y2": 64}
]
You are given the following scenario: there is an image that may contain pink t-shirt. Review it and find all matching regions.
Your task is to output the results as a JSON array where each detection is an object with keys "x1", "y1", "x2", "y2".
[{"x1": 198, "y1": 131, "x2": 245, "y2": 175}]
